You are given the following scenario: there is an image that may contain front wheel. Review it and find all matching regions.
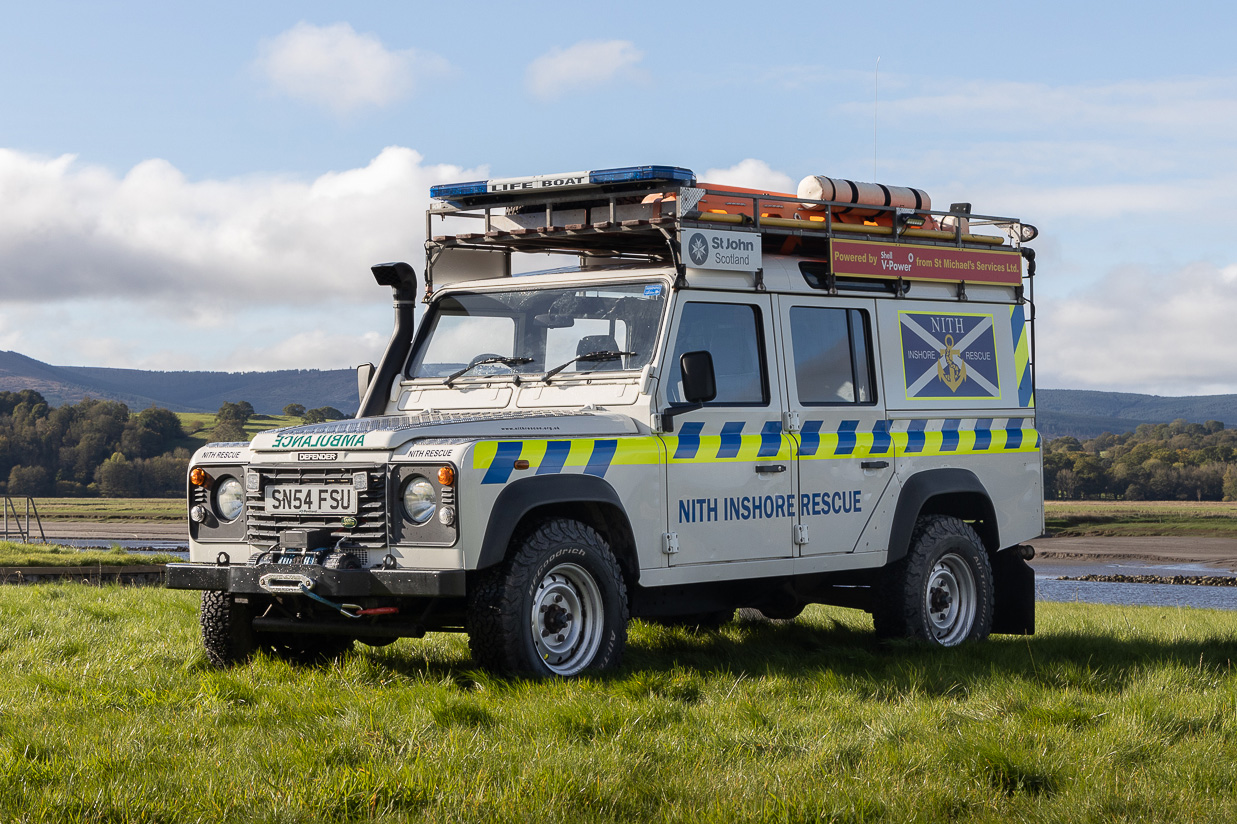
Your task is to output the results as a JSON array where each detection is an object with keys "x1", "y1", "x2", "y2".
[
  {"x1": 201, "y1": 591, "x2": 257, "y2": 667},
  {"x1": 467, "y1": 519, "x2": 629, "y2": 677},
  {"x1": 874, "y1": 515, "x2": 993, "y2": 646}
]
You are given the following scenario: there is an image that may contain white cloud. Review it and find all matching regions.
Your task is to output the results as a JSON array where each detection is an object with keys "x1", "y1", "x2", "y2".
[
  {"x1": 0, "y1": 147, "x2": 485, "y2": 312},
  {"x1": 221, "y1": 330, "x2": 390, "y2": 373},
  {"x1": 525, "y1": 40, "x2": 643, "y2": 101},
  {"x1": 700, "y1": 159, "x2": 795, "y2": 194},
  {"x1": 255, "y1": 22, "x2": 447, "y2": 113},
  {"x1": 1038, "y1": 261, "x2": 1237, "y2": 395}
]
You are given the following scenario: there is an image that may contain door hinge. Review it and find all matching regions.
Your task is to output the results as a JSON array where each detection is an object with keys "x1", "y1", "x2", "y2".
[
  {"x1": 782, "y1": 410, "x2": 801, "y2": 433},
  {"x1": 794, "y1": 524, "x2": 810, "y2": 546},
  {"x1": 662, "y1": 532, "x2": 680, "y2": 555}
]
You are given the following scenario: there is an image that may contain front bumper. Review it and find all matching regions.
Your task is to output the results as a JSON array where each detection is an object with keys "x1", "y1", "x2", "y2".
[{"x1": 165, "y1": 563, "x2": 466, "y2": 598}]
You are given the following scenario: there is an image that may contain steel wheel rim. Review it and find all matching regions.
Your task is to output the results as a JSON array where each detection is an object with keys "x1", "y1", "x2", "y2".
[
  {"x1": 925, "y1": 552, "x2": 976, "y2": 646},
  {"x1": 530, "y1": 562, "x2": 603, "y2": 676}
]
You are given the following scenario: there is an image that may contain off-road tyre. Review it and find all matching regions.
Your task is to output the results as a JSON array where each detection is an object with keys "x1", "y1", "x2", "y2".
[
  {"x1": 201, "y1": 591, "x2": 257, "y2": 667},
  {"x1": 467, "y1": 518, "x2": 628, "y2": 677},
  {"x1": 873, "y1": 515, "x2": 993, "y2": 646}
]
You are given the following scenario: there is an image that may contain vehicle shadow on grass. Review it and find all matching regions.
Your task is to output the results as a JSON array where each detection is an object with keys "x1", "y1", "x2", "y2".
[{"x1": 358, "y1": 614, "x2": 1237, "y2": 696}]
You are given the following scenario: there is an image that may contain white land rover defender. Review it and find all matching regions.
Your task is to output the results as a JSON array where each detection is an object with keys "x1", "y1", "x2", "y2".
[{"x1": 168, "y1": 165, "x2": 1043, "y2": 676}]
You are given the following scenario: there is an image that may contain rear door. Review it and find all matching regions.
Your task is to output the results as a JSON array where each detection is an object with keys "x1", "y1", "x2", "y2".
[{"x1": 776, "y1": 296, "x2": 895, "y2": 555}]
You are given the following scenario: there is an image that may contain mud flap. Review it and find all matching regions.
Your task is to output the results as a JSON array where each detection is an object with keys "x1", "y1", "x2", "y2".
[{"x1": 990, "y1": 547, "x2": 1035, "y2": 635}]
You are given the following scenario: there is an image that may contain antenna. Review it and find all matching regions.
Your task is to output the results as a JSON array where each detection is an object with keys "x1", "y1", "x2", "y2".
[{"x1": 874, "y1": 57, "x2": 880, "y2": 180}]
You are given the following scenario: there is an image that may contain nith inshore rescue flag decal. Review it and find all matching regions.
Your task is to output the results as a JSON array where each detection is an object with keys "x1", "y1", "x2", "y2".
[{"x1": 899, "y1": 311, "x2": 1001, "y2": 400}]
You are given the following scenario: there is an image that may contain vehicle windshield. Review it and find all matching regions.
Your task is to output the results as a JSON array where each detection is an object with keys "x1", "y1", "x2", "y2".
[{"x1": 407, "y1": 282, "x2": 667, "y2": 381}]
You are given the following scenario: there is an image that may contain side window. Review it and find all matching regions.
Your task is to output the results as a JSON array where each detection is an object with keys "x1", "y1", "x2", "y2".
[
  {"x1": 789, "y1": 307, "x2": 875, "y2": 405},
  {"x1": 668, "y1": 302, "x2": 767, "y2": 405}
]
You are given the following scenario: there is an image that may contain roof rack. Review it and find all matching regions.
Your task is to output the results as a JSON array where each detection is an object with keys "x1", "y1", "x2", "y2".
[{"x1": 423, "y1": 168, "x2": 1036, "y2": 299}]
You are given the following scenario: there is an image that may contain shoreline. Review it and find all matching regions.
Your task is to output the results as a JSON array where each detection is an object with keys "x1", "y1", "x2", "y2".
[
  {"x1": 10, "y1": 525, "x2": 1237, "y2": 577},
  {"x1": 1028, "y1": 536, "x2": 1237, "y2": 574}
]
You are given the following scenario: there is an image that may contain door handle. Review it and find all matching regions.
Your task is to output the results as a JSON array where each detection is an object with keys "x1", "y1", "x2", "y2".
[
  {"x1": 755, "y1": 464, "x2": 786, "y2": 474},
  {"x1": 861, "y1": 460, "x2": 889, "y2": 470}
]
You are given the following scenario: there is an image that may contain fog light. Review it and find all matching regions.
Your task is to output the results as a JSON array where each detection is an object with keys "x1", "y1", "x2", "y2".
[
  {"x1": 438, "y1": 505, "x2": 456, "y2": 526},
  {"x1": 190, "y1": 505, "x2": 208, "y2": 523}
]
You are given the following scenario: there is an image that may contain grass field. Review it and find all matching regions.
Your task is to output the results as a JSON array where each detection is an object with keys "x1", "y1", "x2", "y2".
[
  {"x1": 2, "y1": 587, "x2": 1236, "y2": 823},
  {"x1": 177, "y1": 413, "x2": 300, "y2": 450},
  {"x1": 0, "y1": 540, "x2": 179, "y2": 568},
  {"x1": 1045, "y1": 500, "x2": 1237, "y2": 538},
  {"x1": 14, "y1": 497, "x2": 184, "y2": 522}
]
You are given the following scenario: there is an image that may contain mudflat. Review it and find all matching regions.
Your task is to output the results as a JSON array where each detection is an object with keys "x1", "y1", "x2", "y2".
[
  {"x1": 25, "y1": 521, "x2": 187, "y2": 542},
  {"x1": 1030, "y1": 535, "x2": 1237, "y2": 574}
]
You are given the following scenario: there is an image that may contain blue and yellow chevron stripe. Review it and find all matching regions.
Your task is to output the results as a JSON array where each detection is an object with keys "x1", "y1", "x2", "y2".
[
  {"x1": 472, "y1": 418, "x2": 1040, "y2": 483},
  {"x1": 1010, "y1": 304, "x2": 1034, "y2": 408}
]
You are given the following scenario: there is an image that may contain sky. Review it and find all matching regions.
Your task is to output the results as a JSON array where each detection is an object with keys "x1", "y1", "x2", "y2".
[{"x1": 2, "y1": 1, "x2": 1236, "y2": 396}]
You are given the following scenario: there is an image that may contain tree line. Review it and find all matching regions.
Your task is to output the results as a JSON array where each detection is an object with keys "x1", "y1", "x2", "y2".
[
  {"x1": 1044, "y1": 419, "x2": 1237, "y2": 501},
  {"x1": 4, "y1": 387, "x2": 1232, "y2": 501},
  {"x1": 0, "y1": 390, "x2": 188, "y2": 498},
  {"x1": 0, "y1": 391, "x2": 347, "y2": 499}
]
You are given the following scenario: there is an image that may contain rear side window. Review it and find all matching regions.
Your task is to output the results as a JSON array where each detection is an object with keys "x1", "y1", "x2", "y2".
[
  {"x1": 788, "y1": 307, "x2": 875, "y2": 405},
  {"x1": 667, "y1": 302, "x2": 768, "y2": 405}
]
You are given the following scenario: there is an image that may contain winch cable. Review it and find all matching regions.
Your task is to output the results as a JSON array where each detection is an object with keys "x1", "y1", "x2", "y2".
[{"x1": 296, "y1": 583, "x2": 399, "y2": 619}]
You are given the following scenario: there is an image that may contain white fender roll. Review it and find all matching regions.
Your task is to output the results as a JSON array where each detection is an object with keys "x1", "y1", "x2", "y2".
[{"x1": 797, "y1": 175, "x2": 931, "y2": 216}]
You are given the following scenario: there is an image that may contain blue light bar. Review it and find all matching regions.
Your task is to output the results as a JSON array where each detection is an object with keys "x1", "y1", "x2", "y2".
[
  {"x1": 429, "y1": 179, "x2": 489, "y2": 199},
  {"x1": 430, "y1": 165, "x2": 695, "y2": 201},
  {"x1": 589, "y1": 165, "x2": 695, "y2": 185}
]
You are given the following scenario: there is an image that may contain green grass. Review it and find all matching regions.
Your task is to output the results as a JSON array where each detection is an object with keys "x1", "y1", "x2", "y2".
[
  {"x1": 0, "y1": 540, "x2": 178, "y2": 567},
  {"x1": 1046, "y1": 500, "x2": 1237, "y2": 538},
  {"x1": 2, "y1": 590, "x2": 1237, "y2": 822},
  {"x1": 177, "y1": 413, "x2": 301, "y2": 450}
]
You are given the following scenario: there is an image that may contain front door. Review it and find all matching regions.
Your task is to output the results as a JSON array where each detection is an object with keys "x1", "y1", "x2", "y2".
[{"x1": 660, "y1": 295, "x2": 796, "y2": 565}]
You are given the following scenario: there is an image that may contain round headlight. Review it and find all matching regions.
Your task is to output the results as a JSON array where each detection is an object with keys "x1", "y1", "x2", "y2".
[
  {"x1": 401, "y1": 476, "x2": 436, "y2": 524},
  {"x1": 215, "y1": 477, "x2": 245, "y2": 522}
]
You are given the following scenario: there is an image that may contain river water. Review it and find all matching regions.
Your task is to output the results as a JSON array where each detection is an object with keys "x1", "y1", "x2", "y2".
[{"x1": 1033, "y1": 559, "x2": 1237, "y2": 611}]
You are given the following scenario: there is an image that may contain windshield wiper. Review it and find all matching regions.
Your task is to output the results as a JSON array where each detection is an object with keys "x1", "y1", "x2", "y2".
[
  {"x1": 444, "y1": 356, "x2": 533, "y2": 387},
  {"x1": 542, "y1": 351, "x2": 637, "y2": 383}
]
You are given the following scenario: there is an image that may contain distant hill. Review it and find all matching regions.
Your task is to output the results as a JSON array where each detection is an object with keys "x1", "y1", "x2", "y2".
[
  {"x1": 1036, "y1": 389, "x2": 1237, "y2": 440},
  {"x1": 3, "y1": 350, "x2": 1236, "y2": 436},
  {"x1": 0, "y1": 350, "x2": 356, "y2": 415}
]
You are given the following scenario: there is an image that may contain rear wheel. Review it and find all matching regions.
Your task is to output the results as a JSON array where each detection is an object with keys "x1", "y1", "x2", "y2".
[
  {"x1": 874, "y1": 515, "x2": 993, "y2": 646},
  {"x1": 467, "y1": 518, "x2": 628, "y2": 677}
]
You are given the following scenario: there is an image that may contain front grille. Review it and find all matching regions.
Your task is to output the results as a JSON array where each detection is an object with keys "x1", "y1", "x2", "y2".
[{"x1": 246, "y1": 466, "x2": 388, "y2": 552}]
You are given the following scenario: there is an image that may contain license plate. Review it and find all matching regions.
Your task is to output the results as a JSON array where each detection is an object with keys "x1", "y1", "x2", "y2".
[{"x1": 264, "y1": 485, "x2": 357, "y2": 515}]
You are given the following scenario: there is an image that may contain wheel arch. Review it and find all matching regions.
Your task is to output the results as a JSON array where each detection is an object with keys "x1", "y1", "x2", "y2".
[
  {"x1": 887, "y1": 468, "x2": 999, "y2": 564},
  {"x1": 477, "y1": 475, "x2": 639, "y2": 587}
]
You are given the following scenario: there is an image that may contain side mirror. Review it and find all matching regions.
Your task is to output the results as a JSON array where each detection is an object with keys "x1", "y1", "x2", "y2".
[
  {"x1": 679, "y1": 350, "x2": 717, "y2": 404},
  {"x1": 357, "y1": 363, "x2": 376, "y2": 402},
  {"x1": 660, "y1": 350, "x2": 716, "y2": 432}
]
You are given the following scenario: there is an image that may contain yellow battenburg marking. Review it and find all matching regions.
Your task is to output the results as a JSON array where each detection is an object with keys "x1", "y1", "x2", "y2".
[
  {"x1": 470, "y1": 424, "x2": 1039, "y2": 475},
  {"x1": 664, "y1": 435, "x2": 794, "y2": 464},
  {"x1": 472, "y1": 437, "x2": 664, "y2": 472},
  {"x1": 472, "y1": 441, "x2": 502, "y2": 470}
]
